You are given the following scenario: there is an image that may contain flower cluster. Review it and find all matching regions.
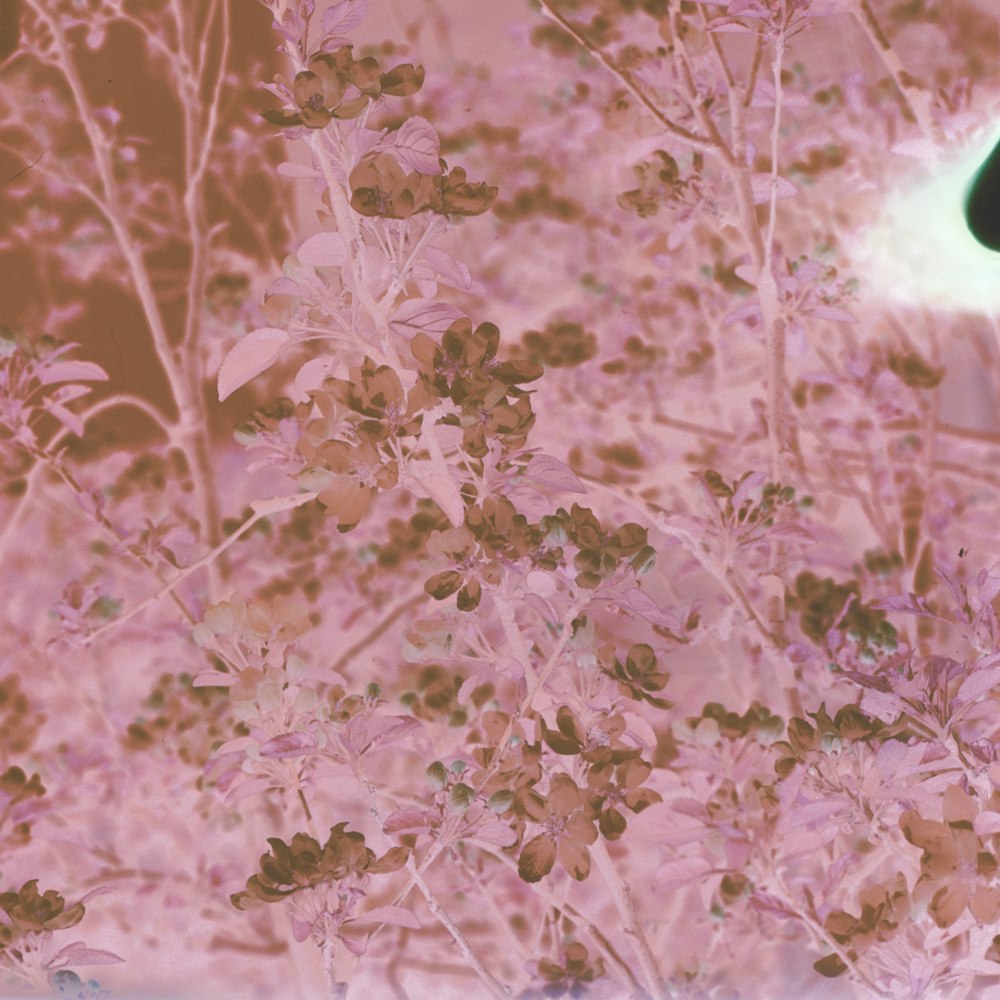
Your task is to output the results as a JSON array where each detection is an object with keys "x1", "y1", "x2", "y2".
[
  {"x1": 350, "y1": 154, "x2": 498, "y2": 219},
  {"x1": 423, "y1": 496, "x2": 561, "y2": 611},
  {"x1": 262, "y1": 47, "x2": 424, "y2": 129},
  {"x1": 539, "y1": 505, "x2": 652, "y2": 590},
  {"x1": 411, "y1": 318, "x2": 542, "y2": 457},
  {"x1": 231, "y1": 825, "x2": 408, "y2": 908}
]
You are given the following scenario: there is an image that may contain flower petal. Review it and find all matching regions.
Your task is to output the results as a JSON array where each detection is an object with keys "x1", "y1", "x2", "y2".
[
  {"x1": 557, "y1": 837, "x2": 592, "y2": 881},
  {"x1": 518, "y1": 835, "x2": 556, "y2": 883},
  {"x1": 548, "y1": 774, "x2": 582, "y2": 817}
]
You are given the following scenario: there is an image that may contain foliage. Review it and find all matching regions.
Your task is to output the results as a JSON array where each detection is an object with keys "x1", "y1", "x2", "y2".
[{"x1": 3, "y1": 0, "x2": 1000, "y2": 998}]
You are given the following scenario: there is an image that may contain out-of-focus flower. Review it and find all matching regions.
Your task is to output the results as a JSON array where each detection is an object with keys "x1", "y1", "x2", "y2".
[
  {"x1": 528, "y1": 941, "x2": 605, "y2": 998},
  {"x1": 900, "y1": 785, "x2": 1000, "y2": 928}
]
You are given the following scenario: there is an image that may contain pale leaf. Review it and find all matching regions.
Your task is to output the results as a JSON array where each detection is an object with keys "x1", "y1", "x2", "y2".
[
  {"x1": 956, "y1": 665, "x2": 1000, "y2": 706},
  {"x1": 389, "y1": 299, "x2": 463, "y2": 340},
  {"x1": 293, "y1": 357, "x2": 338, "y2": 401},
  {"x1": 382, "y1": 116, "x2": 440, "y2": 175},
  {"x1": 653, "y1": 857, "x2": 712, "y2": 890},
  {"x1": 297, "y1": 232, "x2": 348, "y2": 268},
  {"x1": 192, "y1": 672, "x2": 237, "y2": 688},
  {"x1": 47, "y1": 403, "x2": 85, "y2": 437},
  {"x1": 39, "y1": 360, "x2": 108, "y2": 384},
  {"x1": 259, "y1": 731, "x2": 318, "y2": 759},
  {"x1": 321, "y1": 0, "x2": 368, "y2": 36},
  {"x1": 475, "y1": 820, "x2": 518, "y2": 848},
  {"x1": 707, "y1": 16, "x2": 752, "y2": 32},
  {"x1": 522, "y1": 454, "x2": 586, "y2": 494},
  {"x1": 277, "y1": 161, "x2": 322, "y2": 179},
  {"x1": 809, "y1": 304, "x2": 857, "y2": 323},
  {"x1": 618, "y1": 588, "x2": 682, "y2": 629},
  {"x1": 361, "y1": 905, "x2": 421, "y2": 930},
  {"x1": 383, "y1": 808, "x2": 432, "y2": 834},
  {"x1": 50, "y1": 942, "x2": 124, "y2": 967},
  {"x1": 860, "y1": 687, "x2": 906, "y2": 724},
  {"x1": 974, "y1": 812, "x2": 1000, "y2": 836},
  {"x1": 218, "y1": 327, "x2": 290, "y2": 401},
  {"x1": 750, "y1": 173, "x2": 799, "y2": 204},
  {"x1": 421, "y1": 246, "x2": 476, "y2": 293}
]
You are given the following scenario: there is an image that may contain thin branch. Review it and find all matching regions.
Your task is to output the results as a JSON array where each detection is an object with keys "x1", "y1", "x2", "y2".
[
  {"x1": 329, "y1": 591, "x2": 428, "y2": 680},
  {"x1": 591, "y1": 838, "x2": 669, "y2": 999},
  {"x1": 849, "y1": 0, "x2": 938, "y2": 140},
  {"x1": 404, "y1": 857, "x2": 512, "y2": 999},
  {"x1": 535, "y1": 0, "x2": 717, "y2": 155},
  {"x1": 80, "y1": 491, "x2": 318, "y2": 646}
]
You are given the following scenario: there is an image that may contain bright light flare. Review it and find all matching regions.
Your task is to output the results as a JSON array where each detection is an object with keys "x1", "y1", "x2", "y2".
[{"x1": 854, "y1": 124, "x2": 1000, "y2": 315}]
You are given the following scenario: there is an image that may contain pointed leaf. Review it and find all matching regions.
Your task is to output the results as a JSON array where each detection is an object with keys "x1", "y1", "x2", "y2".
[
  {"x1": 957, "y1": 665, "x2": 1000, "y2": 705},
  {"x1": 297, "y1": 232, "x2": 348, "y2": 268},
  {"x1": 389, "y1": 299, "x2": 463, "y2": 340},
  {"x1": 321, "y1": 0, "x2": 368, "y2": 36},
  {"x1": 750, "y1": 173, "x2": 799, "y2": 204},
  {"x1": 259, "y1": 731, "x2": 318, "y2": 759},
  {"x1": 277, "y1": 162, "x2": 322, "y2": 179},
  {"x1": 382, "y1": 116, "x2": 440, "y2": 174},
  {"x1": 218, "y1": 328, "x2": 290, "y2": 401},
  {"x1": 361, "y1": 905, "x2": 422, "y2": 929},
  {"x1": 39, "y1": 360, "x2": 108, "y2": 384}
]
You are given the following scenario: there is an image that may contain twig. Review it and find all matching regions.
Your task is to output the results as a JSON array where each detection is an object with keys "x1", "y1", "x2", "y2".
[
  {"x1": 1, "y1": 141, "x2": 54, "y2": 186},
  {"x1": 404, "y1": 857, "x2": 512, "y2": 999},
  {"x1": 535, "y1": 0, "x2": 716, "y2": 155},
  {"x1": 849, "y1": 0, "x2": 938, "y2": 140},
  {"x1": 80, "y1": 491, "x2": 317, "y2": 646},
  {"x1": 468, "y1": 840, "x2": 643, "y2": 996},
  {"x1": 590, "y1": 839, "x2": 668, "y2": 998}
]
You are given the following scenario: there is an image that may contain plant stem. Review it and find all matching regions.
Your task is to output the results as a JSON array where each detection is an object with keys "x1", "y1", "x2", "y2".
[
  {"x1": 535, "y1": 0, "x2": 716, "y2": 155},
  {"x1": 590, "y1": 839, "x2": 668, "y2": 999},
  {"x1": 80, "y1": 491, "x2": 317, "y2": 645},
  {"x1": 404, "y1": 857, "x2": 512, "y2": 1000},
  {"x1": 850, "y1": 0, "x2": 938, "y2": 139}
]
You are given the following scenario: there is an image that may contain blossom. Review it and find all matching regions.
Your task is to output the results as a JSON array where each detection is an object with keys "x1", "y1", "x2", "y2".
[
  {"x1": 599, "y1": 642, "x2": 670, "y2": 707},
  {"x1": 585, "y1": 758, "x2": 662, "y2": 840},
  {"x1": 231, "y1": 825, "x2": 408, "y2": 909},
  {"x1": 423, "y1": 525, "x2": 494, "y2": 611},
  {"x1": 309, "y1": 438, "x2": 398, "y2": 532},
  {"x1": 0, "y1": 882, "x2": 84, "y2": 948},
  {"x1": 530, "y1": 941, "x2": 605, "y2": 998},
  {"x1": 262, "y1": 51, "x2": 369, "y2": 129},
  {"x1": 350, "y1": 153, "x2": 438, "y2": 219},
  {"x1": 411, "y1": 318, "x2": 542, "y2": 404},
  {"x1": 900, "y1": 785, "x2": 1000, "y2": 928},
  {"x1": 516, "y1": 775, "x2": 597, "y2": 883},
  {"x1": 540, "y1": 706, "x2": 637, "y2": 765},
  {"x1": 323, "y1": 357, "x2": 429, "y2": 441}
]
